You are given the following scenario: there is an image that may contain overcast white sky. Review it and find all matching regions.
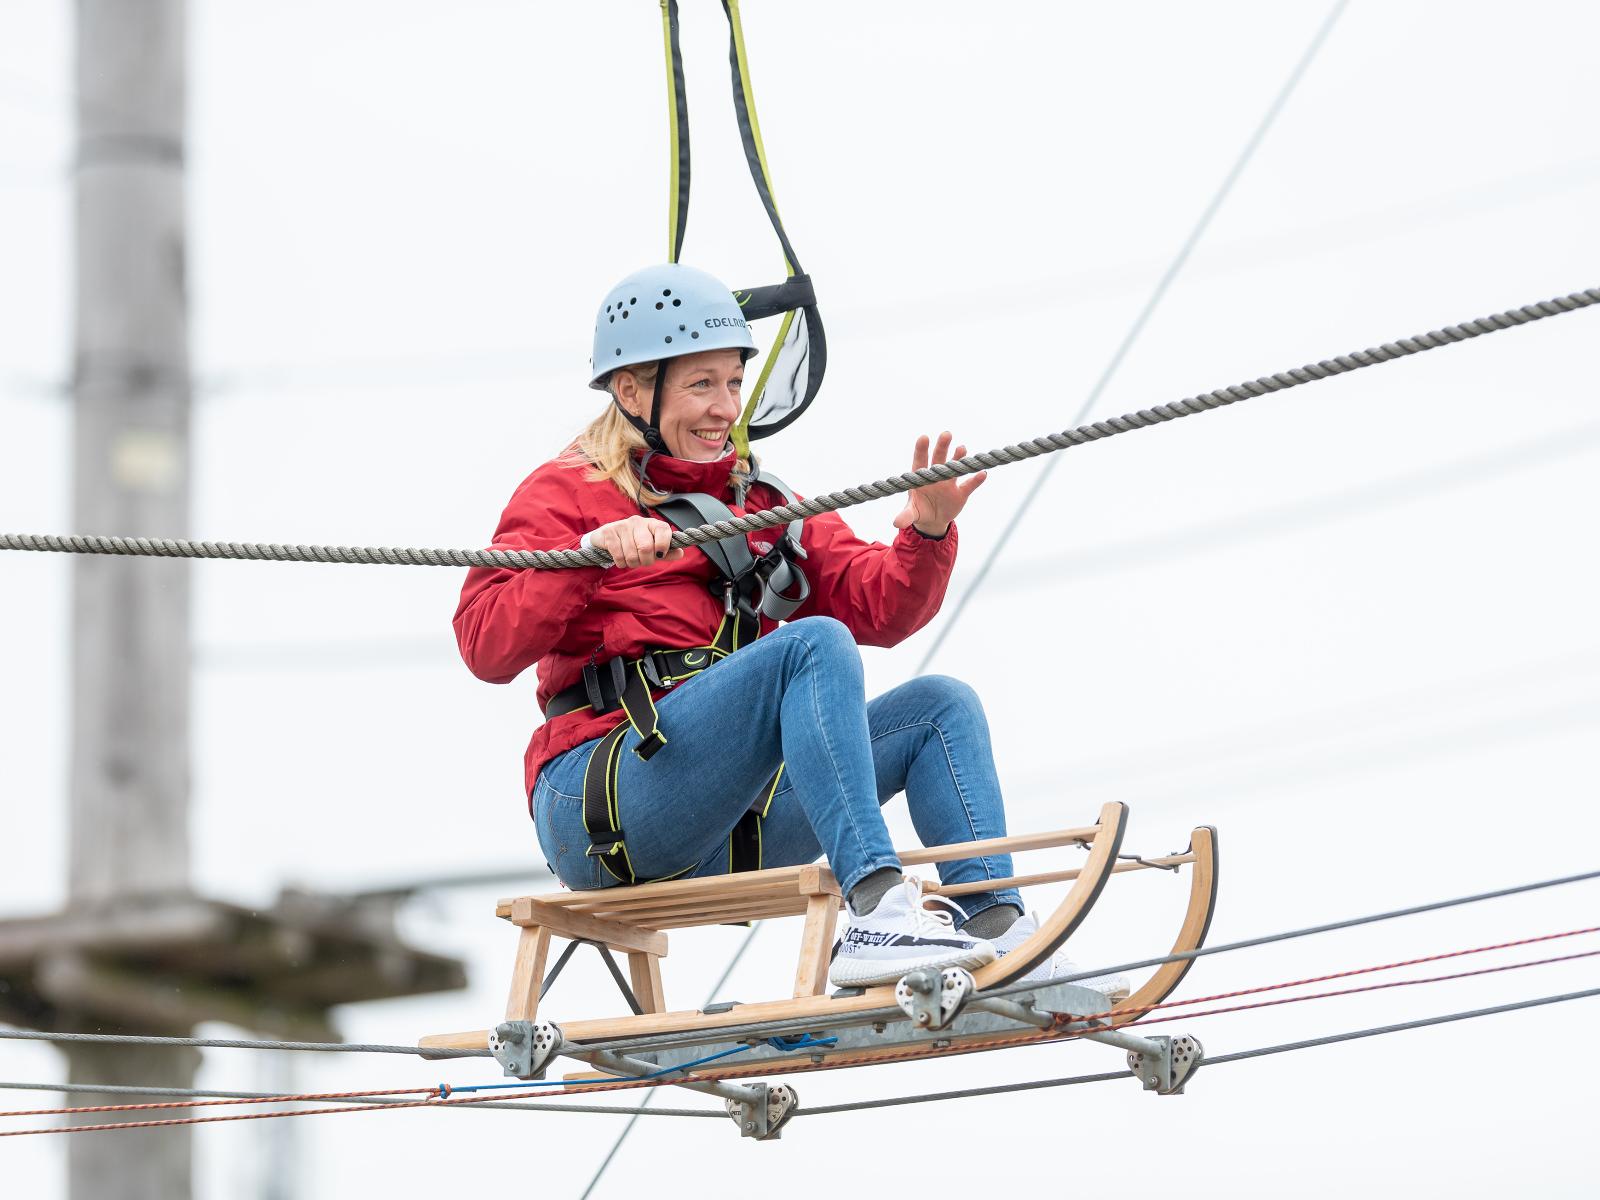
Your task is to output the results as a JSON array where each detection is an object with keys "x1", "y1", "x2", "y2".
[{"x1": 2, "y1": 2, "x2": 1599, "y2": 1196}]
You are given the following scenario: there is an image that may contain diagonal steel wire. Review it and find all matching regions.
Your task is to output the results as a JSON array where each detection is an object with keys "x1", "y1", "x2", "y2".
[
  {"x1": 579, "y1": 921, "x2": 764, "y2": 1199},
  {"x1": 914, "y1": 0, "x2": 1348, "y2": 674}
]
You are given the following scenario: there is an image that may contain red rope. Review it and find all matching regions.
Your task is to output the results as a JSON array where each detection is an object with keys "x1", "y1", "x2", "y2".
[
  {"x1": 1085, "y1": 923, "x2": 1600, "y2": 1027},
  {"x1": 4, "y1": 926, "x2": 1595, "y2": 1137},
  {"x1": 0, "y1": 1085, "x2": 436, "y2": 1121}
]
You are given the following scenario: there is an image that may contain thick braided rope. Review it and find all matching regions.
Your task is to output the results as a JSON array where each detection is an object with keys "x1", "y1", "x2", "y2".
[{"x1": 5, "y1": 287, "x2": 1595, "y2": 570}]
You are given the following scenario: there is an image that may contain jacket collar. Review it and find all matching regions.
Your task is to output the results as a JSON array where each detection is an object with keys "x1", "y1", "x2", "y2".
[{"x1": 637, "y1": 447, "x2": 739, "y2": 501}]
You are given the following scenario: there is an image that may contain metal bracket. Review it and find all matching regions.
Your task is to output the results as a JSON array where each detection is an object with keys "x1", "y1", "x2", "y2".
[
  {"x1": 725, "y1": 1082, "x2": 800, "y2": 1140},
  {"x1": 894, "y1": 966, "x2": 976, "y2": 1031},
  {"x1": 1127, "y1": 1033, "x2": 1203, "y2": 1095},
  {"x1": 488, "y1": 1019, "x2": 562, "y2": 1080}
]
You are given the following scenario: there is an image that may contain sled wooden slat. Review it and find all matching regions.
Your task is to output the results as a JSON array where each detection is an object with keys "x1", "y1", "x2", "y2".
[
  {"x1": 506, "y1": 897, "x2": 669, "y2": 956},
  {"x1": 925, "y1": 852, "x2": 1197, "y2": 898},
  {"x1": 898, "y1": 825, "x2": 1099, "y2": 865}
]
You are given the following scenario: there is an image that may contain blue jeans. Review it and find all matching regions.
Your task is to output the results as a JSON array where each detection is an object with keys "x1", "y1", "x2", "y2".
[{"x1": 532, "y1": 616, "x2": 1023, "y2": 920}]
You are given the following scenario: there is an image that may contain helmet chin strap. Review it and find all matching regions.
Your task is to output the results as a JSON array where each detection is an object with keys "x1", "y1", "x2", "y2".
[{"x1": 611, "y1": 360, "x2": 671, "y2": 454}]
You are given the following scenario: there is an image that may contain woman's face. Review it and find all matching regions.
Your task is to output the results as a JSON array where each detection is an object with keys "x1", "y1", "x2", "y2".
[{"x1": 618, "y1": 348, "x2": 746, "y2": 461}]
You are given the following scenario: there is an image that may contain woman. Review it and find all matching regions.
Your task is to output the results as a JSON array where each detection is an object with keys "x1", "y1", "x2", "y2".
[{"x1": 455, "y1": 263, "x2": 1086, "y2": 989}]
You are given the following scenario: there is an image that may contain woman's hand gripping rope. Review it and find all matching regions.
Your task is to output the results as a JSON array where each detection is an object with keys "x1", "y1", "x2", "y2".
[
  {"x1": 893, "y1": 432, "x2": 988, "y2": 538},
  {"x1": 588, "y1": 515, "x2": 686, "y2": 570}
]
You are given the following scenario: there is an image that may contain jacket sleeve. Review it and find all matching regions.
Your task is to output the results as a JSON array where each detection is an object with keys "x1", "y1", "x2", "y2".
[
  {"x1": 452, "y1": 464, "x2": 608, "y2": 684},
  {"x1": 791, "y1": 509, "x2": 959, "y2": 648}
]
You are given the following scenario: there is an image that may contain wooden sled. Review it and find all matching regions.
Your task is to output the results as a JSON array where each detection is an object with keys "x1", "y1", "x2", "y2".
[{"x1": 422, "y1": 801, "x2": 1217, "y2": 1137}]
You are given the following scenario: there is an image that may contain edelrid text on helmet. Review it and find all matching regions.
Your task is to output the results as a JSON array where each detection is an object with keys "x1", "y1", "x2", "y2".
[{"x1": 704, "y1": 316, "x2": 748, "y2": 330}]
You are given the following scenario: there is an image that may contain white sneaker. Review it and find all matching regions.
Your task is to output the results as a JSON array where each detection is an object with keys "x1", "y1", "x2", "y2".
[
  {"x1": 991, "y1": 912, "x2": 1131, "y2": 1000},
  {"x1": 829, "y1": 876, "x2": 997, "y2": 988}
]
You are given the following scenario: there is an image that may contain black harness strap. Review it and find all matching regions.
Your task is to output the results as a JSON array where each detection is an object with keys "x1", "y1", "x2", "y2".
[
  {"x1": 657, "y1": 0, "x2": 827, "y2": 449},
  {"x1": 568, "y1": 469, "x2": 811, "y2": 884}
]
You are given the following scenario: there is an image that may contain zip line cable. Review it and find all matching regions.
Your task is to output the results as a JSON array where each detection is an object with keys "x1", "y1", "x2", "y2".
[
  {"x1": 6, "y1": 922, "x2": 1590, "y2": 1121},
  {"x1": 553, "y1": 864, "x2": 1600, "y2": 1057},
  {"x1": 3, "y1": 958, "x2": 1595, "y2": 1139},
  {"x1": 914, "y1": 0, "x2": 1348, "y2": 675},
  {"x1": 3, "y1": 285, "x2": 1597, "y2": 572},
  {"x1": 799, "y1": 987, "x2": 1600, "y2": 1119},
  {"x1": 3, "y1": 864, "x2": 1595, "y2": 1062}
]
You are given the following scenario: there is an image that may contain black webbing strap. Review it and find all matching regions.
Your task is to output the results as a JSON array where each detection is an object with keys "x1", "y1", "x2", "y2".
[
  {"x1": 655, "y1": 494, "x2": 754, "y2": 586},
  {"x1": 729, "y1": 763, "x2": 784, "y2": 874},
  {"x1": 656, "y1": 0, "x2": 827, "y2": 448},
  {"x1": 582, "y1": 721, "x2": 632, "y2": 880},
  {"x1": 660, "y1": 0, "x2": 691, "y2": 263}
]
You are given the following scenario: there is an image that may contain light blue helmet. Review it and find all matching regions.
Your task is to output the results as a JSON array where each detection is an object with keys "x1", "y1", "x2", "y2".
[
  {"x1": 588, "y1": 263, "x2": 758, "y2": 390},
  {"x1": 589, "y1": 264, "x2": 760, "y2": 455}
]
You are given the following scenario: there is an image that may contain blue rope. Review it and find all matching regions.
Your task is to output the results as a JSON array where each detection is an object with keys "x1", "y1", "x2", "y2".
[
  {"x1": 765, "y1": 1034, "x2": 837, "y2": 1052},
  {"x1": 436, "y1": 1033, "x2": 838, "y2": 1099}
]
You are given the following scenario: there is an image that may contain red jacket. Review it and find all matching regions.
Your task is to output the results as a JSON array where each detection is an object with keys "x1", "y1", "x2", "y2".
[{"x1": 454, "y1": 450, "x2": 960, "y2": 799}]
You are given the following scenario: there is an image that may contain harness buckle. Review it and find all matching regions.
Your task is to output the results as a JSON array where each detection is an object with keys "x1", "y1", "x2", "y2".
[
  {"x1": 633, "y1": 730, "x2": 668, "y2": 761},
  {"x1": 580, "y1": 662, "x2": 607, "y2": 713},
  {"x1": 640, "y1": 652, "x2": 670, "y2": 689},
  {"x1": 586, "y1": 832, "x2": 626, "y2": 858}
]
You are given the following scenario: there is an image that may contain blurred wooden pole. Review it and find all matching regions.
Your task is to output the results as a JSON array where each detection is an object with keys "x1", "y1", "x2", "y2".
[{"x1": 69, "y1": 1, "x2": 195, "y2": 1195}]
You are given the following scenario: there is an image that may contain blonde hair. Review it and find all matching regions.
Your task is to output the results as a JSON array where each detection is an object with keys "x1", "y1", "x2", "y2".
[{"x1": 563, "y1": 362, "x2": 752, "y2": 508}]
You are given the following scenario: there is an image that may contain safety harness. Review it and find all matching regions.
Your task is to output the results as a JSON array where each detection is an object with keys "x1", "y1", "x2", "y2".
[
  {"x1": 552, "y1": 2, "x2": 825, "y2": 885},
  {"x1": 543, "y1": 468, "x2": 810, "y2": 884}
]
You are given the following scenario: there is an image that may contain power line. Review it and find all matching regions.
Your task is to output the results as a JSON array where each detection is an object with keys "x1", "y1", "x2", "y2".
[{"x1": 913, "y1": 0, "x2": 1349, "y2": 676}]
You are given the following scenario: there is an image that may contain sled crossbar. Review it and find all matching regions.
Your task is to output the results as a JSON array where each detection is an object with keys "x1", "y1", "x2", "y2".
[{"x1": 421, "y1": 802, "x2": 1219, "y2": 1055}]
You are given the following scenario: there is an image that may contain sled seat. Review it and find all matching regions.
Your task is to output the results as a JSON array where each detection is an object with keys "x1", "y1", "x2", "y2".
[
  {"x1": 421, "y1": 802, "x2": 1219, "y2": 1056},
  {"x1": 493, "y1": 818, "x2": 1179, "y2": 1025}
]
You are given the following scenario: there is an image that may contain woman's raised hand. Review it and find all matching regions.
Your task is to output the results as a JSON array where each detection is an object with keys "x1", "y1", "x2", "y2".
[
  {"x1": 892, "y1": 432, "x2": 987, "y2": 538},
  {"x1": 590, "y1": 515, "x2": 685, "y2": 569}
]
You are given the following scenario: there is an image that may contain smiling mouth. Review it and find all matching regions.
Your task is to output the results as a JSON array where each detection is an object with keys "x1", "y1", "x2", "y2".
[{"x1": 691, "y1": 429, "x2": 728, "y2": 443}]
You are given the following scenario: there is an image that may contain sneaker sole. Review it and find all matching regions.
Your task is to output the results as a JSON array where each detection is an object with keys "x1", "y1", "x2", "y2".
[{"x1": 827, "y1": 944, "x2": 997, "y2": 990}]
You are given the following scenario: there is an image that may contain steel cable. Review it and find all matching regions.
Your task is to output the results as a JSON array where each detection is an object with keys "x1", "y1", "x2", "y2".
[
  {"x1": 3, "y1": 864, "x2": 1594, "y2": 1062},
  {"x1": 4, "y1": 287, "x2": 1595, "y2": 572},
  {"x1": 799, "y1": 986, "x2": 1600, "y2": 1117}
]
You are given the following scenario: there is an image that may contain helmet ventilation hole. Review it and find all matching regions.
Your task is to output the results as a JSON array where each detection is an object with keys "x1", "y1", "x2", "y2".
[
  {"x1": 664, "y1": 336, "x2": 673, "y2": 343},
  {"x1": 655, "y1": 302, "x2": 664, "y2": 309},
  {"x1": 621, "y1": 311, "x2": 629, "y2": 319},
  {"x1": 672, "y1": 298, "x2": 682, "y2": 307},
  {"x1": 690, "y1": 331, "x2": 700, "y2": 339},
  {"x1": 663, "y1": 289, "x2": 672, "y2": 296}
]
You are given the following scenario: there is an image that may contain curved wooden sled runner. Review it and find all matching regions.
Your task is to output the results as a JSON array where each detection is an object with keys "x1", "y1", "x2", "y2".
[{"x1": 421, "y1": 802, "x2": 1219, "y2": 1137}]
